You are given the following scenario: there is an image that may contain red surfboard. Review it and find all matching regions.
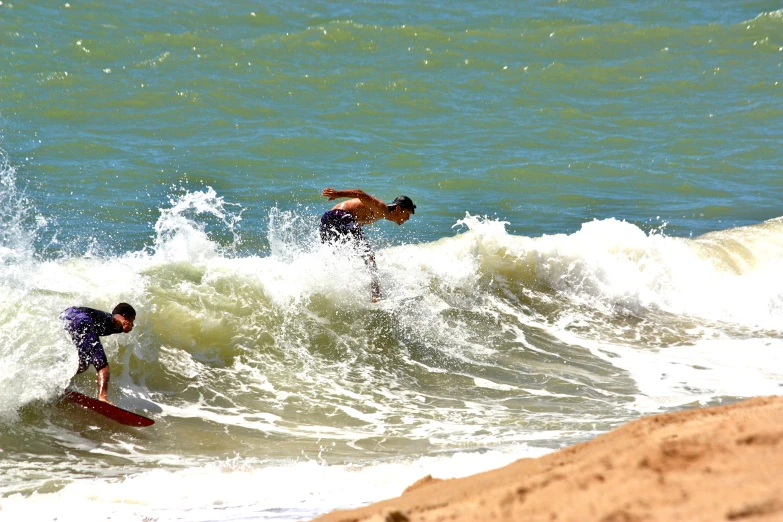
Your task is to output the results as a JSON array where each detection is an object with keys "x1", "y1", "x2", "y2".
[{"x1": 64, "y1": 390, "x2": 155, "y2": 427}]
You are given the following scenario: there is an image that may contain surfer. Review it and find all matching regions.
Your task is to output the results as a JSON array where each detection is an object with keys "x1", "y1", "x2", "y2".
[
  {"x1": 320, "y1": 188, "x2": 416, "y2": 301},
  {"x1": 60, "y1": 303, "x2": 136, "y2": 403}
]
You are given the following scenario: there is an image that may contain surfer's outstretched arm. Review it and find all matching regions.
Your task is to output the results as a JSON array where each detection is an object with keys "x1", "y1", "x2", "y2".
[
  {"x1": 321, "y1": 188, "x2": 384, "y2": 207},
  {"x1": 321, "y1": 188, "x2": 389, "y2": 223}
]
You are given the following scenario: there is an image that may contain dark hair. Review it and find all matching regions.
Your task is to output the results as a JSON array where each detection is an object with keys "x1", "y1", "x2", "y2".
[
  {"x1": 112, "y1": 302, "x2": 136, "y2": 318},
  {"x1": 389, "y1": 195, "x2": 416, "y2": 214}
]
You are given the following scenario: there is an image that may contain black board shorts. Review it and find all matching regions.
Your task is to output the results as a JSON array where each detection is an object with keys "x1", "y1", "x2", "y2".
[{"x1": 319, "y1": 209, "x2": 373, "y2": 259}]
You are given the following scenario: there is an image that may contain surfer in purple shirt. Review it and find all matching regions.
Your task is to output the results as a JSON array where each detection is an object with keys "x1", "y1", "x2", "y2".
[
  {"x1": 320, "y1": 188, "x2": 416, "y2": 301},
  {"x1": 60, "y1": 303, "x2": 136, "y2": 403}
]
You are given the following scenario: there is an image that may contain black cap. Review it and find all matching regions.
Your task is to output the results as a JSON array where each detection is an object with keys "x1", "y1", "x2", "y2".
[{"x1": 391, "y1": 195, "x2": 416, "y2": 214}]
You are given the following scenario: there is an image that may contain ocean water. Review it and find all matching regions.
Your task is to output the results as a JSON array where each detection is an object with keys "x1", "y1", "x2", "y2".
[{"x1": 1, "y1": 1, "x2": 782, "y2": 520}]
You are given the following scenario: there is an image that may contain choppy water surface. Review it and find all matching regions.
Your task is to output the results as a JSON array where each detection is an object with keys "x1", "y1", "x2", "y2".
[{"x1": 1, "y1": 1, "x2": 782, "y2": 521}]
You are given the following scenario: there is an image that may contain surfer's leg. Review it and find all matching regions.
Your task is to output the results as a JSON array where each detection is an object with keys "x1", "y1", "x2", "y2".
[
  {"x1": 66, "y1": 317, "x2": 110, "y2": 400},
  {"x1": 75, "y1": 345, "x2": 90, "y2": 374},
  {"x1": 355, "y1": 229, "x2": 381, "y2": 301},
  {"x1": 96, "y1": 365, "x2": 110, "y2": 403},
  {"x1": 73, "y1": 330, "x2": 107, "y2": 372},
  {"x1": 368, "y1": 263, "x2": 381, "y2": 301},
  {"x1": 86, "y1": 341, "x2": 110, "y2": 401}
]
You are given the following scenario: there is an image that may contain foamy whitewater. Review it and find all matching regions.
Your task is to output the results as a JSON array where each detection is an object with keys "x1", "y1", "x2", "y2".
[
  {"x1": 2, "y1": 1, "x2": 783, "y2": 520},
  {"x1": 1, "y1": 155, "x2": 782, "y2": 520}
]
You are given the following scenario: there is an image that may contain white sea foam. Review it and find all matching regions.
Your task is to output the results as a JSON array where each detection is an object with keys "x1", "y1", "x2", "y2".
[
  {"x1": 1, "y1": 186, "x2": 781, "y2": 424},
  {"x1": 450, "y1": 213, "x2": 783, "y2": 329},
  {"x1": 1, "y1": 180, "x2": 782, "y2": 522},
  {"x1": 0, "y1": 444, "x2": 550, "y2": 522}
]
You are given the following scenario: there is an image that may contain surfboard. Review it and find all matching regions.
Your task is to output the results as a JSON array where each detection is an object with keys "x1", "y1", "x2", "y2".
[{"x1": 64, "y1": 390, "x2": 155, "y2": 427}]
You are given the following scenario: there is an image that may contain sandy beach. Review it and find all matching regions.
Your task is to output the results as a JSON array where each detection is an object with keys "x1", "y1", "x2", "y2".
[{"x1": 311, "y1": 396, "x2": 783, "y2": 522}]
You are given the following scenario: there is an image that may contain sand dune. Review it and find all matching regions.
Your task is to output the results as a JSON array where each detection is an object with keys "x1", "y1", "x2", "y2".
[{"x1": 311, "y1": 396, "x2": 783, "y2": 522}]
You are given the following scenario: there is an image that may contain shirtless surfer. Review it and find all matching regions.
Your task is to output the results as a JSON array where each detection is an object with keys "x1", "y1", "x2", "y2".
[
  {"x1": 320, "y1": 188, "x2": 416, "y2": 301},
  {"x1": 60, "y1": 303, "x2": 136, "y2": 403}
]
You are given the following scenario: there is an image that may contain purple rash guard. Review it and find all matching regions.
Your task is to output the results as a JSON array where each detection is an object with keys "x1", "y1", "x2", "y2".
[{"x1": 61, "y1": 307, "x2": 122, "y2": 373}]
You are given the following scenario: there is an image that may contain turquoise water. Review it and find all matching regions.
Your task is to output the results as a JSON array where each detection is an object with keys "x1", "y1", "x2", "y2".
[{"x1": 1, "y1": 2, "x2": 782, "y2": 521}]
